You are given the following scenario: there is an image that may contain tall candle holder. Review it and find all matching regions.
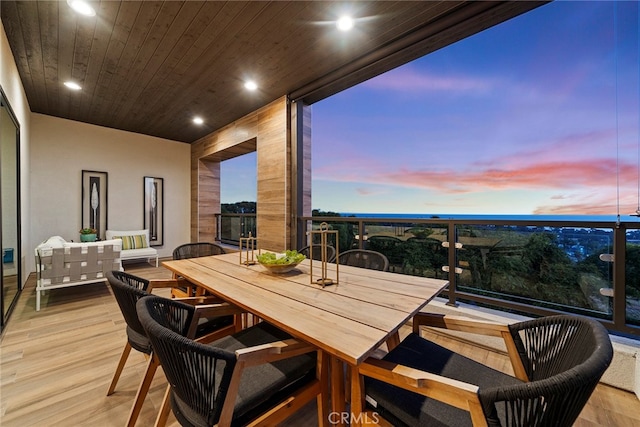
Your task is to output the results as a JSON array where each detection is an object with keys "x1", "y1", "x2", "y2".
[
  {"x1": 239, "y1": 232, "x2": 257, "y2": 266},
  {"x1": 309, "y1": 222, "x2": 339, "y2": 287}
]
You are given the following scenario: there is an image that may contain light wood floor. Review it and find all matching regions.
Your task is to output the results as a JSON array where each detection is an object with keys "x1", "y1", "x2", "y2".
[{"x1": 1, "y1": 261, "x2": 639, "y2": 427}]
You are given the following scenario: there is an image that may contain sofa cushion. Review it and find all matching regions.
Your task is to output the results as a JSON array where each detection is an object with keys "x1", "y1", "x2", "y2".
[{"x1": 121, "y1": 247, "x2": 157, "y2": 258}]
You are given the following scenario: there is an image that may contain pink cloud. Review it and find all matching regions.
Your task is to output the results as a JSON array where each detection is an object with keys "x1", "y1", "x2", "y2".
[
  {"x1": 534, "y1": 202, "x2": 618, "y2": 215},
  {"x1": 314, "y1": 151, "x2": 639, "y2": 215},
  {"x1": 379, "y1": 159, "x2": 634, "y2": 192},
  {"x1": 533, "y1": 189, "x2": 639, "y2": 216},
  {"x1": 473, "y1": 129, "x2": 618, "y2": 169},
  {"x1": 356, "y1": 187, "x2": 387, "y2": 196},
  {"x1": 334, "y1": 159, "x2": 638, "y2": 194}
]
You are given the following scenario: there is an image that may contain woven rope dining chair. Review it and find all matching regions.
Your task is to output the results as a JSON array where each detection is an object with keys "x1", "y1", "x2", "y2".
[
  {"x1": 352, "y1": 314, "x2": 613, "y2": 427},
  {"x1": 137, "y1": 295, "x2": 328, "y2": 427},
  {"x1": 338, "y1": 249, "x2": 389, "y2": 271},
  {"x1": 298, "y1": 245, "x2": 337, "y2": 263},
  {"x1": 106, "y1": 271, "x2": 238, "y2": 427},
  {"x1": 171, "y1": 242, "x2": 227, "y2": 297},
  {"x1": 173, "y1": 242, "x2": 226, "y2": 259}
]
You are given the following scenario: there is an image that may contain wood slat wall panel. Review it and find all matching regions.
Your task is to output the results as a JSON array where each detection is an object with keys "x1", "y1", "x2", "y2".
[
  {"x1": 191, "y1": 97, "x2": 289, "y2": 249},
  {"x1": 256, "y1": 97, "x2": 289, "y2": 251},
  {"x1": 190, "y1": 139, "x2": 204, "y2": 241},
  {"x1": 204, "y1": 139, "x2": 256, "y2": 163},
  {"x1": 300, "y1": 103, "x2": 312, "y2": 246},
  {"x1": 196, "y1": 158, "x2": 220, "y2": 242},
  {"x1": 288, "y1": 101, "x2": 311, "y2": 248}
]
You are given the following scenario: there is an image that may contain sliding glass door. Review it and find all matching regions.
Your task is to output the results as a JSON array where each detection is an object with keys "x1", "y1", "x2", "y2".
[{"x1": 1, "y1": 87, "x2": 21, "y2": 333}]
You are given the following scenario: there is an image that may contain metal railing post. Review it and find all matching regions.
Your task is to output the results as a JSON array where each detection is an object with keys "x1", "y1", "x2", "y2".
[
  {"x1": 358, "y1": 220, "x2": 365, "y2": 249},
  {"x1": 447, "y1": 221, "x2": 458, "y2": 307},
  {"x1": 215, "y1": 214, "x2": 221, "y2": 242},
  {"x1": 613, "y1": 223, "x2": 627, "y2": 330}
]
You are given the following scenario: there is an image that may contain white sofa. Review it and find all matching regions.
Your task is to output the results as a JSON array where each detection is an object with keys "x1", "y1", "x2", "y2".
[
  {"x1": 34, "y1": 236, "x2": 123, "y2": 311},
  {"x1": 105, "y1": 229, "x2": 158, "y2": 267}
]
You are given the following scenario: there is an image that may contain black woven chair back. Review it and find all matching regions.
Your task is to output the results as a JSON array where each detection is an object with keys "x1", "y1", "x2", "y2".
[
  {"x1": 137, "y1": 296, "x2": 237, "y2": 426},
  {"x1": 173, "y1": 242, "x2": 226, "y2": 260},
  {"x1": 298, "y1": 245, "x2": 336, "y2": 263},
  {"x1": 482, "y1": 315, "x2": 613, "y2": 426},
  {"x1": 338, "y1": 249, "x2": 389, "y2": 271},
  {"x1": 107, "y1": 270, "x2": 151, "y2": 347}
]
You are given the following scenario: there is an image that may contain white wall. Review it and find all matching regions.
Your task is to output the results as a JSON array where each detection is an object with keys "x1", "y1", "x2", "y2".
[
  {"x1": 30, "y1": 113, "x2": 191, "y2": 264},
  {"x1": 1, "y1": 23, "x2": 31, "y2": 286}
]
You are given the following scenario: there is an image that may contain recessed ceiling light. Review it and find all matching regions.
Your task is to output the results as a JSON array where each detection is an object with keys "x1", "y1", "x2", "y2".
[
  {"x1": 64, "y1": 81, "x2": 82, "y2": 90},
  {"x1": 67, "y1": 0, "x2": 96, "y2": 17},
  {"x1": 193, "y1": 116, "x2": 204, "y2": 125},
  {"x1": 244, "y1": 80, "x2": 258, "y2": 91},
  {"x1": 336, "y1": 16, "x2": 354, "y2": 31}
]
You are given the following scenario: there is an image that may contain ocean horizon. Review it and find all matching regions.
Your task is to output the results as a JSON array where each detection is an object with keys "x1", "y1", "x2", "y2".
[{"x1": 337, "y1": 213, "x2": 640, "y2": 222}]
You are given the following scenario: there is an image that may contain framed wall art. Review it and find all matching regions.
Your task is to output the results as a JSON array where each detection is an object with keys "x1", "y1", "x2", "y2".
[
  {"x1": 143, "y1": 176, "x2": 164, "y2": 246},
  {"x1": 81, "y1": 170, "x2": 108, "y2": 240}
]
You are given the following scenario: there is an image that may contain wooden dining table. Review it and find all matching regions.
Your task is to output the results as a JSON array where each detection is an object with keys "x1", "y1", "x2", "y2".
[{"x1": 162, "y1": 251, "x2": 449, "y2": 426}]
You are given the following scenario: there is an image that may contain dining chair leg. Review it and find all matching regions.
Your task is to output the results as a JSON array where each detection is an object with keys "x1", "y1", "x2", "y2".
[
  {"x1": 385, "y1": 331, "x2": 400, "y2": 351},
  {"x1": 126, "y1": 353, "x2": 160, "y2": 427},
  {"x1": 233, "y1": 314, "x2": 243, "y2": 332},
  {"x1": 107, "y1": 341, "x2": 132, "y2": 395},
  {"x1": 241, "y1": 312, "x2": 263, "y2": 329},
  {"x1": 154, "y1": 385, "x2": 172, "y2": 427}
]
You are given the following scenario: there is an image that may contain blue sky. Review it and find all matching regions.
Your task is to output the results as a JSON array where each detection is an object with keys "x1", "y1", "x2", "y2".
[{"x1": 223, "y1": 1, "x2": 639, "y2": 216}]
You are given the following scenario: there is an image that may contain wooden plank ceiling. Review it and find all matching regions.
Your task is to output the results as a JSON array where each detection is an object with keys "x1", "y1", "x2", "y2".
[{"x1": 1, "y1": 1, "x2": 545, "y2": 143}]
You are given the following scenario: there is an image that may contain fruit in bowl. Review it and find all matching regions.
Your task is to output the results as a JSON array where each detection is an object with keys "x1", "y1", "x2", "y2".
[{"x1": 257, "y1": 250, "x2": 306, "y2": 274}]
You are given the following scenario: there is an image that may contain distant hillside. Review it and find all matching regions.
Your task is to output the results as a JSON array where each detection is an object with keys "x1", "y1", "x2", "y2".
[{"x1": 222, "y1": 201, "x2": 256, "y2": 213}]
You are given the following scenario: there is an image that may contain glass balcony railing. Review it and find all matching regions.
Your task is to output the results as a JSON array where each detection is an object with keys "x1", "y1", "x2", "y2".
[
  {"x1": 215, "y1": 213, "x2": 257, "y2": 245},
  {"x1": 215, "y1": 213, "x2": 639, "y2": 336},
  {"x1": 299, "y1": 216, "x2": 640, "y2": 338}
]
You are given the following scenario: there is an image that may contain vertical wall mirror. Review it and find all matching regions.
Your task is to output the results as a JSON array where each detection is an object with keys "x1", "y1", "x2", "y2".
[{"x1": 1, "y1": 86, "x2": 21, "y2": 333}]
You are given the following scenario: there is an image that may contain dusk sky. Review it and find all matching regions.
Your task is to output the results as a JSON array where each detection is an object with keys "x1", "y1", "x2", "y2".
[{"x1": 223, "y1": 1, "x2": 640, "y2": 218}]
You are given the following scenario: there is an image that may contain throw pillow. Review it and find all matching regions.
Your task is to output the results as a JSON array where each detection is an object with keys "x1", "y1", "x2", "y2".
[{"x1": 115, "y1": 234, "x2": 148, "y2": 250}]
